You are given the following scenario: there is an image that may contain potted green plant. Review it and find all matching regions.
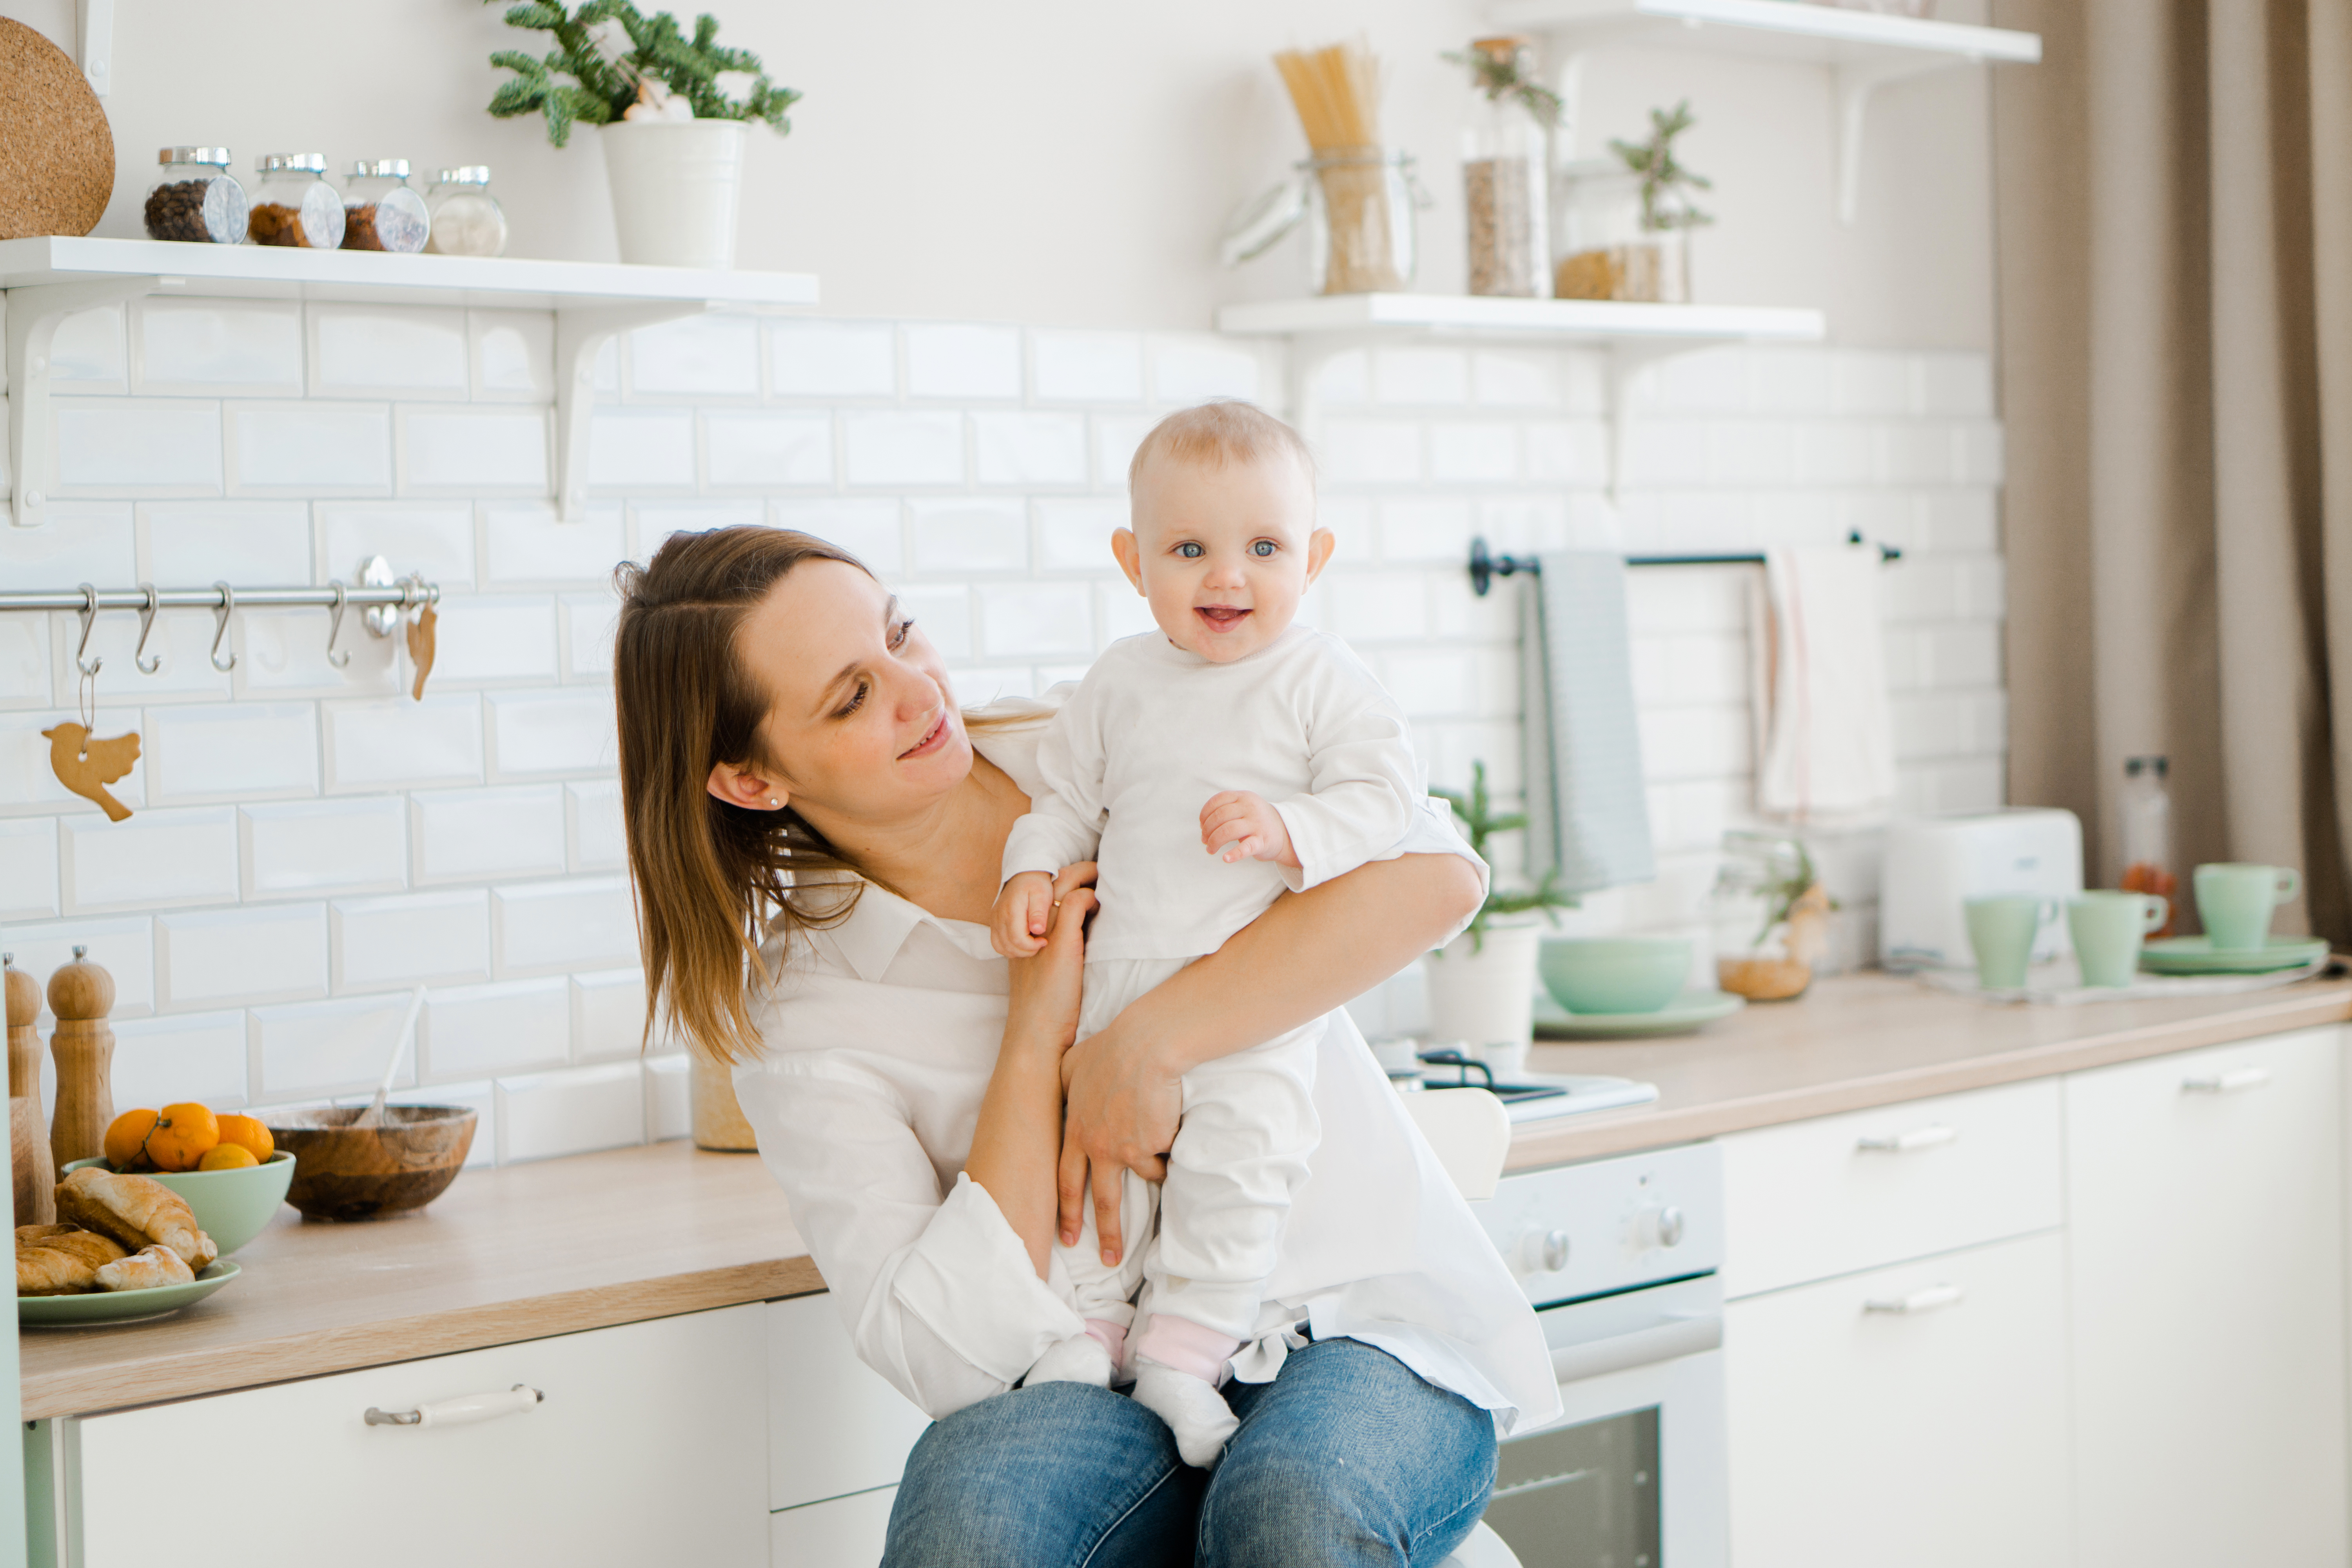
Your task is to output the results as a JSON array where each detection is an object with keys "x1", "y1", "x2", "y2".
[
  {"x1": 1426, "y1": 762, "x2": 1576, "y2": 1053},
  {"x1": 1711, "y1": 831, "x2": 1834, "y2": 1001},
  {"x1": 1555, "y1": 100, "x2": 1713, "y2": 303},
  {"x1": 486, "y1": 0, "x2": 800, "y2": 268}
]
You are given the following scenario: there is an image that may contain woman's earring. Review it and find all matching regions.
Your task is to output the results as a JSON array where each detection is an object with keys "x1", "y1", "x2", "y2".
[{"x1": 768, "y1": 797, "x2": 779, "y2": 808}]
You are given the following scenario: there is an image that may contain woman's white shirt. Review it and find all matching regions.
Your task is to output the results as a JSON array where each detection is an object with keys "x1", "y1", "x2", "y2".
[{"x1": 734, "y1": 704, "x2": 1562, "y2": 1434}]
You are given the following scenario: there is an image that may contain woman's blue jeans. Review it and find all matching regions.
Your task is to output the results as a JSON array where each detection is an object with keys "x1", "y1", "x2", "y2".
[{"x1": 883, "y1": 1338, "x2": 1499, "y2": 1567}]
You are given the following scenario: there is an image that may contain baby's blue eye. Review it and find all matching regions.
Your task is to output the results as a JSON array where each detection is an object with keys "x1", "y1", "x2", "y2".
[
  {"x1": 1178, "y1": 542, "x2": 1203, "y2": 558},
  {"x1": 1252, "y1": 540, "x2": 1277, "y2": 557}
]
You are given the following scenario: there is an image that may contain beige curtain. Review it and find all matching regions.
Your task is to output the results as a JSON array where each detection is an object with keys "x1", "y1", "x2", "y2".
[{"x1": 1993, "y1": 0, "x2": 2352, "y2": 940}]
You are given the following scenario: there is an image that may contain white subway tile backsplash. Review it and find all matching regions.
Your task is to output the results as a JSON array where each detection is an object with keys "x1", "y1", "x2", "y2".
[
  {"x1": 905, "y1": 324, "x2": 1022, "y2": 400},
  {"x1": 912, "y1": 500, "x2": 1027, "y2": 573},
  {"x1": 0, "y1": 503, "x2": 135, "y2": 590},
  {"x1": 1376, "y1": 498, "x2": 1473, "y2": 564},
  {"x1": 488, "y1": 690, "x2": 614, "y2": 777},
  {"x1": 566, "y1": 779, "x2": 625, "y2": 870},
  {"x1": 0, "y1": 819, "x2": 59, "y2": 920},
  {"x1": 482, "y1": 501, "x2": 626, "y2": 586},
  {"x1": 1374, "y1": 348, "x2": 1469, "y2": 406},
  {"x1": 49, "y1": 607, "x2": 231, "y2": 700},
  {"x1": 1151, "y1": 338, "x2": 1262, "y2": 404},
  {"x1": 144, "y1": 702, "x2": 319, "y2": 802},
  {"x1": 426, "y1": 595, "x2": 559, "y2": 686},
  {"x1": 771, "y1": 498, "x2": 903, "y2": 574},
  {"x1": 843, "y1": 411, "x2": 964, "y2": 486},
  {"x1": 1036, "y1": 499, "x2": 1123, "y2": 571},
  {"x1": 425, "y1": 977, "x2": 570, "y2": 1078},
  {"x1": 412, "y1": 784, "x2": 566, "y2": 882},
  {"x1": 1092, "y1": 415, "x2": 1154, "y2": 487},
  {"x1": 1321, "y1": 420, "x2": 1423, "y2": 484},
  {"x1": 51, "y1": 306, "x2": 127, "y2": 386},
  {"x1": 572, "y1": 966, "x2": 648, "y2": 1061},
  {"x1": 142, "y1": 501, "x2": 310, "y2": 585},
  {"x1": 979, "y1": 584, "x2": 1092, "y2": 659},
  {"x1": 399, "y1": 408, "x2": 551, "y2": 492},
  {"x1": 319, "y1": 502, "x2": 475, "y2": 588},
  {"x1": 899, "y1": 585, "x2": 973, "y2": 659},
  {"x1": 469, "y1": 310, "x2": 556, "y2": 401},
  {"x1": 136, "y1": 300, "x2": 302, "y2": 393},
  {"x1": 157, "y1": 902, "x2": 327, "y2": 1008},
  {"x1": 331, "y1": 887, "x2": 491, "y2": 991},
  {"x1": 631, "y1": 502, "x2": 764, "y2": 561},
  {"x1": 645, "y1": 1053, "x2": 689, "y2": 1141},
  {"x1": 237, "y1": 605, "x2": 401, "y2": 698},
  {"x1": 704, "y1": 411, "x2": 833, "y2": 487},
  {"x1": 0, "y1": 615, "x2": 49, "y2": 708},
  {"x1": 1471, "y1": 350, "x2": 1561, "y2": 409},
  {"x1": 323, "y1": 694, "x2": 484, "y2": 791},
  {"x1": 242, "y1": 797, "x2": 407, "y2": 897},
  {"x1": 1032, "y1": 332, "x2": 1143, "y2": 403},
  {"x1": 1328, "y1": 573, "x2": 1430, "y2": 644},
  {"x1": 55, "y1": 399, "x2": 222, "y2": 492},
  {"x1": 973, "y1": 412, "x2": 1087, "y2": 486},
  {"x1": 254, "y1": 991, "x2": 417, "y2": 1098},
  {"x1": 493, "y1": 875, "x2": 635, "y2": 976},
  {"x1": 588, "y1": 412, "x2": 696, "y2": 489},
  {"x1": 227, "y1": 403, "x2": 391, "y2": 493},
  {"x1": 389, "y1": 1079, "x2": 495, "y2": 1166},
  {"x1": 62, "y1": 806, "x2": 239, "y2": 912},
  {"x1": 769, "y1": 321, "x2": 895, "y2": 399},
  {"x1": 560, "y1": 591, "x2": 619, "y2": 679},
  {"x1": 0, "y1": 916, "x2": 154, "y2": 1024},
  {"x1": 497, "y1": 1060, "x2": 644, "y2": 1163},
  {"x1": 113, "y1": 1010, "x2": 250, "y2": 1110},
  {"x1": 1310, "y1": 350, "x2": 1370, "y2": 406},
  {"x1": 630, "y1": 315, "x2": 760, "y2": 397},
  {"x1": 312, "y1": 308, "x2": 468, "y2": 396}
]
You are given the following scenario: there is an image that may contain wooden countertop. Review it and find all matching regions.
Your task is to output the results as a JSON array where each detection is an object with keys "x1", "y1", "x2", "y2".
[{"x1": 24, "y1": 969, "x2": 2351, "y2": 1420}]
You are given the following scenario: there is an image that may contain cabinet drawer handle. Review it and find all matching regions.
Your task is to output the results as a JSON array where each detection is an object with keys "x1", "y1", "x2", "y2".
[
  {"x1": 365, "y1": 1384, "x2": 543, "y2": 1428},
  {"x1": 1864, "y1": 1284, "x2": 1964, "y2": 1316},
  {"x1": 1856, "y1": 1124, "x2": 1957, "y2": 1154},
  {"x1": 2182, "y1": 1067, "x2": 2272, "y2": 1094}
]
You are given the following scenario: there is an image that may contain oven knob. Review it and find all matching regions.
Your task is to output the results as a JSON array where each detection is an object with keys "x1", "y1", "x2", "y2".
[
  {"x1": 1519, "y1": 1229, "x2": 1571, "y2": 1274},
  {"x1": 1635, "y1": 1205, "x2": 1686, "y2": 1249}
]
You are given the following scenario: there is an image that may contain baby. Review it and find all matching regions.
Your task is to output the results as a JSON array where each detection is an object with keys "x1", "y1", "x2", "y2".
[{"x1": 991, "y1": 400, "x2": 1425, "y2": 1466}]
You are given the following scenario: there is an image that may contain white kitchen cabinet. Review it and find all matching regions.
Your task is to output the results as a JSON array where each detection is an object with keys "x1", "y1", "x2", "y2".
[
  {"x1": 767, "y1": 1292, "x2": 935, "y2": 1513},
  {"x1": 2065, "y1": 1025, "x2": 2347, "y2": 1568},
  {"x1": 771, "y1": 1486, "x2": 898, "y2": 1568},
  {"x1": 67, "y1": 1305, "x2": 769, "y2": 1568},
  {"x1": 1724, "y1": 1229, "x2": 2070, "y2": 1568}
]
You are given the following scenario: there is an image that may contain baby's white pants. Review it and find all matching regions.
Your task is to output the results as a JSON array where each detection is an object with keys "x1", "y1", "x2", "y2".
[{"x1": 1059, "y1": 955, "x2": 1323, "y2": 1348}]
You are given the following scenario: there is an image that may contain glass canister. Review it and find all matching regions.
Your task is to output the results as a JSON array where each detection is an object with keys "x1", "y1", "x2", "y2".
[
  {"x1": 1553, "y1": 160, "x2": 1690, "y2": 303},
  {"x1": 1300, "y1": 150, "x2": 1420, "y2": 296},
  {"x1": 1460, "y1": 38, "x2": 1550, "y2": 298},
  {"x1": 343, "y1": 160, "x2": 431, "y2": 253},
  {"x1": 249, "y1": 154, "x2": 344, "y2": 249},
  {"x1": 423, "y1": 166, "x2": 508, "y2": 258},
  {"x1": 143, "y1": 148, "x2": 249, "y2": 243},
  {"x1": 2118, "y1": 755, "x2": 2178, "y2": 936}
]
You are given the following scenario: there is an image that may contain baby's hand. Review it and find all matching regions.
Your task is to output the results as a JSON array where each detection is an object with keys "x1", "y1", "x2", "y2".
[
  {"x1": 1200, "y1": 790, "x2": 1300, "y2": 869},
  {"x1": 992, "y1": 871, "x2": 1057, "y2": 958}
]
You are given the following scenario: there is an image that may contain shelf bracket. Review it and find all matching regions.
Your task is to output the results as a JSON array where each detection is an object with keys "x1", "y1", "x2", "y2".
[
  {"x1": 74, "y1": 0, "x2": 113, "y2": 97},
  {"x1": 1606, "y1": 340, "x2": 1683, "y2": 503},
  {"x1": 1832, "y1": 57, "x2": 1951, "y2": 227},
  {"x1": 7, "y1": 276, "x2": 163, "y2": 529},
  {"x1": 554, "y1": 300, "x2": 714, "y2": 521}
]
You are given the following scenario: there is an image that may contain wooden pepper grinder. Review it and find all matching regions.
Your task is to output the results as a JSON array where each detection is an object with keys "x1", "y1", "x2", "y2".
[
  {"x1": 4, "y1": 955, "x2": 54, "y2": 1223},
  {"x1": 47, "y1": 946, "x2": 115, "y2": 1172}
]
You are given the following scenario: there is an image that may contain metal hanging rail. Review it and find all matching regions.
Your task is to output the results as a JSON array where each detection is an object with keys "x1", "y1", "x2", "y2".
[
  {"x1": 0, "y1": 582, "x2": 437, "y2": 613},
  {"x1": 1467, "y1": 531, "x2": 1902, "y2": 596}
]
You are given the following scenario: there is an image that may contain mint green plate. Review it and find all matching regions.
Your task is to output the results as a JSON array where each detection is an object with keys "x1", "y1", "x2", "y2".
[
  {"x1": 61, "y1": 1149, "x2": 294, "y2": 1256},
  {"x1": 2140, "y1": 935, "x2": 2331, "y2": 975},
  {"x1": 1533, "y1": 989, "x2": 1746, "y2": 1038},
  {"x1": 17, "y1": 1261, "x2": 239, "y2": 1327}
]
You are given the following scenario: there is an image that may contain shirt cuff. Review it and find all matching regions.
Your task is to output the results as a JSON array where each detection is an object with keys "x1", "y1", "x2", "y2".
[
  {"x1": 999, "y1": 822, "x2": 1067, "y2": 887},
  {"x1": 1274, "y1": 800, "x2": 1401, "y2": 893},
  {"x1": 890, "y1": 1173, "x2": 1087, "y2": 1387}
]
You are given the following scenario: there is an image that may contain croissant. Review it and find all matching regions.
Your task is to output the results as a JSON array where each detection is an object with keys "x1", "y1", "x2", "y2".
[
  {"x1": 16, "y1": 1225, "x2": 129, "y2": 1295},
  {"x1": 54, "y1": 1168, "x2": 218, "y2": 1270},
  {"x1": 94, "y1": 1244, "x2": 194, "y2": 1293}
]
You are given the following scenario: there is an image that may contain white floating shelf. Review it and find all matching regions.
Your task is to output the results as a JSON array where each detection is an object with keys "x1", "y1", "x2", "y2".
[
  {"x1": 1216, "y1": 292, "x2": 1825, "y2": 343},
  {"x1": 1487, "y1": 0, "x2": 2042, "y2": 67},
  {"x1": 0, "y1": 237, "x2": 820, "y2": 529}
]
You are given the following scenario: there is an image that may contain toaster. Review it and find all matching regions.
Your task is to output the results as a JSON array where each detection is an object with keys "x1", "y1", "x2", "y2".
[{"x1": 1879, "y1": 808, "x2": 2085, "y2": 970}]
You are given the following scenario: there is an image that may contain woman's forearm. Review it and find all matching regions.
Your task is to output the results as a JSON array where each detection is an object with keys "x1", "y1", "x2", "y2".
[{"x1": 964, "y1": 1038, "x2": 1067, "y2": 1279}]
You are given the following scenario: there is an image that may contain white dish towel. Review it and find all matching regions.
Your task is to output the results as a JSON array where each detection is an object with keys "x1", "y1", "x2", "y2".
[{"x1": 1753, "y1": 546, "x2": 1896, "y2": 821}]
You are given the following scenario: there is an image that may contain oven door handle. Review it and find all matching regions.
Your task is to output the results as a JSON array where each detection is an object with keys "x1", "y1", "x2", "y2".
[{"x1": 1548, "y1": 1312, "x2": 1723, "y2": 1384}]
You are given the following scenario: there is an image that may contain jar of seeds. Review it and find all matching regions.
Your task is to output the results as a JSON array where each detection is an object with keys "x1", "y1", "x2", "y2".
[
  {"x1": 1457, "y1": 37, "x2": 1552, "y2": 298},
  {"x1": 143, "y1": 148, "x2": 249, "y2": 243},
  {"x1": 343, "y1": 160, "x2": 430, "y2": 253},
  {"x1": 423, "y1": 167, "x2": 507, "y2": 257},
  {"x1": 248, "y1": 154, "x2": 344, "y2": 249}
]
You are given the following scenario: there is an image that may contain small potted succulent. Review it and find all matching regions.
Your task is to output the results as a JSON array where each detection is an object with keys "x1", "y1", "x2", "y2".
[
  {"x1": 486, "y1": 0, "x2": 800, "y2": 268},
  {"x1": 1712, "y1": 831, "x2": 1834, "y2": 1001},
  {"x1": 1554, "y1": 100, "x2": 1713, "y2": 303},
  {"x1": 1426, "y1": 762, "x2": 1575, "y2": 1052}
]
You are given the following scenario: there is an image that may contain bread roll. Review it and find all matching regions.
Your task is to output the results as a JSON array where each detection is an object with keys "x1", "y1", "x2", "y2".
[
  {"x1": 94, "y1": 1243, "x2": 194, "y2": 1293},
  {"x1": 16, "y1": 1223, "x2": 127, "y2": 1295},
  {"x1": 54, "y1": 1167, "x2": 217, "y2": 1269}
]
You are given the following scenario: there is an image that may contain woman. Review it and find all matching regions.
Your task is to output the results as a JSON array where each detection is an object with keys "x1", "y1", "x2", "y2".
[{"x1": 613, "y1": 527, "x2": 1555, "y2": 1566}]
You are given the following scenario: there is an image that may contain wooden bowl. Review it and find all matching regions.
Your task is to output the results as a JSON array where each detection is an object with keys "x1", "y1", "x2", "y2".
[{"x1": 263, "y1": 1105, "x2": 476, "y2": 1221}]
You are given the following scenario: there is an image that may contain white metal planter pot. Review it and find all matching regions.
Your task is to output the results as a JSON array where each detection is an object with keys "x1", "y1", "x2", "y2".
[
  {"x1": 1424, "y1": 922, "x2": 1542, "y2": 1052},
  {"x1": 600, "y1": 119, "x2": 748, "y2": 269}
]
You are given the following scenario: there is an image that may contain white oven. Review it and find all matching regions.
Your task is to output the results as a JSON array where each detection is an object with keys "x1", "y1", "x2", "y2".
[{"x1": 1469, "y1": 1143, "x2": 1728, "y2": 1568}]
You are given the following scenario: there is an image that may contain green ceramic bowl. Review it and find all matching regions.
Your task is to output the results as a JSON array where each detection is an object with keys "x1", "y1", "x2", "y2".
[
  {"x1": 61, "y1": 1150, "x2": 295, "y2": 1257},
  {"x1": 1539, "y1": 936, "x2": 1695, "y2": 1016}
]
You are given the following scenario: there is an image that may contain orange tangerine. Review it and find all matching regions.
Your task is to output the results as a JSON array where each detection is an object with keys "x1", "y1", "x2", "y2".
[
  {"x1": 103, "y1": 1109, "x2": 160, "y2": 1172},
  {"x1": 196, "y1": 1143, "x2": 258, "y2": 1171},
  {"x1": 146, "y1": 1102, "x2": 220, "y2": 1173},
  {"x1": 213, "y1": 1114, "x2": 274, "y2": 1164}
]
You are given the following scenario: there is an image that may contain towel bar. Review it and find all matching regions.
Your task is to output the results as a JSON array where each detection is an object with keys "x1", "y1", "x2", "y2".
[{"x1": 1467, "y1": 531, "x2": 1901, "y2": 596}]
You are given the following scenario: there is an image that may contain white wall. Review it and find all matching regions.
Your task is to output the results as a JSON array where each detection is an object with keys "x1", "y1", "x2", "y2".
[{"x1": 6, "y1": 0, "x2": 1993, "y2": 344}]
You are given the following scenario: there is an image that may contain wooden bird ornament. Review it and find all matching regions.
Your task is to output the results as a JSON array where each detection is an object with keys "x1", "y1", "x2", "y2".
[
  {"x1": 407, "y1": 603, "x2": 437, "y2": 701},
  {"x1": 41, "y1": 723, "x2": 139, "y2": 822}
]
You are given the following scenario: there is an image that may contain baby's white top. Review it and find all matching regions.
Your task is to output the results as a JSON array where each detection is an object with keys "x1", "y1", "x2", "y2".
[{"x1": 1000, "y1": 624, "x2": 1423, "y2": 962}]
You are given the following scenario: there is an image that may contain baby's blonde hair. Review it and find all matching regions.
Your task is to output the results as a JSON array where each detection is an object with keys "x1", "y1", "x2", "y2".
[{"x1": 1126, "y1": 399, "x2": 1318, "y2": 493}]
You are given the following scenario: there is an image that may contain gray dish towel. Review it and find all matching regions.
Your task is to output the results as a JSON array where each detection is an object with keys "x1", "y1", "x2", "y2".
[{"x1": 1521, "y1": 552, "x2": 1655, "y2": 894}]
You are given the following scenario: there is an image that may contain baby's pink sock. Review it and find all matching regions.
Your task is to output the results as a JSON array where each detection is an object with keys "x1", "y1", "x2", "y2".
[
  {"x1": 1132, "y1": 1314, "x2": 1242, "y2": 1385},
  {"x1": 1083, "y1": 1318, "x2": 1128, "y2": 1366}
]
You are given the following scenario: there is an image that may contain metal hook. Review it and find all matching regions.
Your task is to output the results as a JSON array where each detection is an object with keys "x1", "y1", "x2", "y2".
[
  {"x1": 73, "y1": 583, "x2": 102, "y2": 677},
  {"x1": 208, "y1": 581, "x2": 238, "y2": 673},
  {"x1": 133, "y1": 584, "x2": 162, "y2": 675},
  {"x1": 325, "y1": 581, "x2": 352, "y2": 668}
]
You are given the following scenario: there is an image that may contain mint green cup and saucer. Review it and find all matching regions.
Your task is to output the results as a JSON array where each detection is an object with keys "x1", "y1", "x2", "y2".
[
  {"x1": 1532, "y1": 987, "x2": 1746, "y2": 1038},
  {"x1": 2141, "y1": 934, "x2": 2330, "y2": 975},
  {"x1": 2193, "y1": 863, "x2": 2300, "y2": 951},
  {"x1": 2067, "y1": 891, "x2": 2168, "y2": 987},
  {"x1": 1964, "y1": 894, "x2": 2061, "y2": 991}
]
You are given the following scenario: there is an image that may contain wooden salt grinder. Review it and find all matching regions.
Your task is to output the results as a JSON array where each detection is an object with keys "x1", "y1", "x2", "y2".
[
  {"x1": 47, "y1": 946, "x2": 114, "y2": 1172},
  {"x1": 4, "y1": 955, "x2": 54, "y2": 1223}
]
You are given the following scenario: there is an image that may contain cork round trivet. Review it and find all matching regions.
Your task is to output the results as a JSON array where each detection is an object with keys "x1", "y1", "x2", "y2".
[{"x1": 0, "y1": 18, "x2": 113, "y2": 241}]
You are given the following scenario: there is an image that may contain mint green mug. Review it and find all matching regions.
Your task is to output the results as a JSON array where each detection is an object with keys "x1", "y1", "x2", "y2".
[
  {"x1": 2067, "y1": 891, "x2": 2168, "y2": 987},
  {"x1": 2193, "y1": 863, "x2": 2300, "y2": 951},
  {"x1": 1964, "y1": 895, "x2": 2060, "y2": 991}
]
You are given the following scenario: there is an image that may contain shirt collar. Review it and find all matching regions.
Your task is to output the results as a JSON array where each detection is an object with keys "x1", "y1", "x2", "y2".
[{"x1": 803, "y1": 880, "x2": 1000, "y2": 982}]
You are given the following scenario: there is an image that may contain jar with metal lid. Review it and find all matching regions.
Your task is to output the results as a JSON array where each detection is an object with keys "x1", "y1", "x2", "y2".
[
  {"x1": 423, "y1": 166, "x2": 507, "y2": 258},
  {"x1": 1457, "y1": 37, "x2": 1552, "y2": 298},
  {"x1": 143, "y1": 148, "x2": 249, "y2": 243},
  {"x1": 248, "y1": 154, "x2": 343, "y2": 249},
  {"x1": 343, "y1": 160, "x2": 430, "y2": 253}
]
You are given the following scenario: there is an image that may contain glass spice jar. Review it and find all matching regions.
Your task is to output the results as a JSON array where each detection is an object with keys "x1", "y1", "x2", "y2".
[
  {"x1": 249, "y1": 154, "x2": 345, "y2": 249},
  {"x1": 423, "y1": 166, "x2": 508, "y2": 258},
  {"x1": 1300, "y1": 150, "x2": 1422, "y2": 296},
  {"x1": 1460, "y1": 38, "x2": 1550, "y2": 299},
  {"x1": 2118, "y1": 755, "x2": 2178, "y2": 936},
  {"x1": 143, "y1": 148, "x2": 249, "y2": 244},
  {"x1": 343, "y1": 160, "x2": 430, "y2": 253},
  {"x1": 1553, "y1": 160, "x2": 1690, "y2": 303}
]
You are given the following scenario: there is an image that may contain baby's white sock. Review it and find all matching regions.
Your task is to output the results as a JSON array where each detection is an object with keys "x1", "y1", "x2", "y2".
[
  {"x1": 1024, "y1": 1318, "x2": 1126, "y2": 1389},
  {"x1": 1131, "y1": 1361, "x2": 1240, "y2": 1468}
]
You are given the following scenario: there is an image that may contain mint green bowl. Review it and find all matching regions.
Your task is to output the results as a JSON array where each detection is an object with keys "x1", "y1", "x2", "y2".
[
  {"x1": 61, "y1": 1150, "x2": 295, "y2": 1257},
  {"x1": 1539, "y1": 937, "x2": 1694, "y2": 1016}
]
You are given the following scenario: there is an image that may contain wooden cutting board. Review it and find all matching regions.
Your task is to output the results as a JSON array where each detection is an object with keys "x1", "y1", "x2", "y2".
[{"x1": 0, "y1": 17, "x2": 113, "y2": 240}]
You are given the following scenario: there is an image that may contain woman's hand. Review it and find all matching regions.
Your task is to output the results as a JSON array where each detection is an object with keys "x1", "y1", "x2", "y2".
[{"x1": 1058, "y1": 1022, "x2": 1183, "y2": 1263}]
